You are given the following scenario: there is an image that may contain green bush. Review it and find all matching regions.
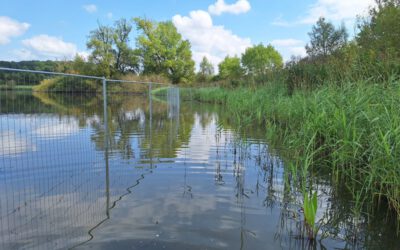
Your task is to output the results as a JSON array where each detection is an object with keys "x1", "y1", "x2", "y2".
[{"x1": 33, "y1": 77, "x2": 99, "y2": 92}]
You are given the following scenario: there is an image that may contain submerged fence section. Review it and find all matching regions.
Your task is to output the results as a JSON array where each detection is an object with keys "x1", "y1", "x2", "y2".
[{"x1": 0, "y1": 67, "x2": 179, "y2": 249}]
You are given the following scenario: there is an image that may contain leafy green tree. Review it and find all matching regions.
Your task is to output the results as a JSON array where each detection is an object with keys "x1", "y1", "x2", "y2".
[
  {"x1": 306, "y1": 17, "x2": 348, "y2": 57},
  {"x1": 71, "y1": 55, "x2": 96, "y2": 75},
  {"x1": 357, "y1": 0, "x2": 400, "y2": 58},
  {"x1": 87, "y1": 23, "x2": 115, "y2": 77},
  {"x1": 87, "y1": 19, "x2": 138, "y2": 77},
  {"x1": 218, "y1": 56, "x2": 244, "y2": 80},
  {"x1": 355, "y1": 0, "x2": 400, "y2": 79},
  {"x1": 197, "y1": 56, "x2": 214, "y2": 82},
  {"x1": 134, "y1": 17, "x2": 195, "y2": 84},
  {"x1": 241, "y1": 44, "x2": 283, "y2": 76},
  {"x1": 113, "y1": 19, "x2": 139, "y2": 74}
]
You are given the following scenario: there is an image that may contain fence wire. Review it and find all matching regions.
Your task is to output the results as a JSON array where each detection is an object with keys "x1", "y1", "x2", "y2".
[{"x1": 0, "y1": 67, "x2": 176, "y2": 249}]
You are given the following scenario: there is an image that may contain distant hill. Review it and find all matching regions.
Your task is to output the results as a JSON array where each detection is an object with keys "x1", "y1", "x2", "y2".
[{"x1": 0, "y1": 60, "x2": 64, "y2": 85}]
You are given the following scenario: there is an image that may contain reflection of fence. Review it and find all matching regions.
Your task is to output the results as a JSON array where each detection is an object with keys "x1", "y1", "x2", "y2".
[
  {"x1": 167, "y1": 87, "x2": 180, "y2": 119},
  {"x1": 0, "y1": 67, "x2": 178, "y2": 249}
]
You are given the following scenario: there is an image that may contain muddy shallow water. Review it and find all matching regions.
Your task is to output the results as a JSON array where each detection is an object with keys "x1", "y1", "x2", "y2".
[{"x1": 0, "y1": 91, "x2": 398, "y2": 250}]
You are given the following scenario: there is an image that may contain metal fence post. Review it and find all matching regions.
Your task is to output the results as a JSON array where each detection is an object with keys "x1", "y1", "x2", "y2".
[
  {"x1": 148, "y1": 83, "x2": 153, "y2": 168},
  {"x1": 102, "y1": 77, "x2": 110, "y2": 217},
  {"x1": 103, "y1": 77, "x2": 108, "y2": 139}
]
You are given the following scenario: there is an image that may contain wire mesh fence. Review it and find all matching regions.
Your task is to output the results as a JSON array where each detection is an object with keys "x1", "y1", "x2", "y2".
[{"x1": 0, "y1": 67, "x2": 177, "y2": 249}]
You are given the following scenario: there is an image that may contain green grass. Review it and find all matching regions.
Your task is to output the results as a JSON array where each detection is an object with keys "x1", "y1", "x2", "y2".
[{"x1": 185, "y1": 80, "x2": 400, "y2": 223}]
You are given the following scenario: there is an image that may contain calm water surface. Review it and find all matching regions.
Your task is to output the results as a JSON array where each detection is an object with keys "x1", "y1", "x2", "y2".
[{"x1": 0, "y1": 91, "x2": 398, "y2": 250}]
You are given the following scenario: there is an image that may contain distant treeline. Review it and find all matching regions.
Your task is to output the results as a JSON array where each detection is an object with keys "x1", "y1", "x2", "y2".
[
  {"x1": 1, "y1": 0, "x2": 398, "y2": 89},
  {"x1": 0, "y1": 60, "x2": 61, "y2": 85}
]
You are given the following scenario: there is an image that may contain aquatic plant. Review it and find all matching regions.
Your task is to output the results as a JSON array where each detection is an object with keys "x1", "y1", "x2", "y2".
[{"x1": 303, "y1": 191, "x2": 318, "y2": 240}]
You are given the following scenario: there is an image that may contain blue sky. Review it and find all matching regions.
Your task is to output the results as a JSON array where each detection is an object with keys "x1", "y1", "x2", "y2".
[{"x1": 0, "y1": 0, "x2": 375, "y2": 67}]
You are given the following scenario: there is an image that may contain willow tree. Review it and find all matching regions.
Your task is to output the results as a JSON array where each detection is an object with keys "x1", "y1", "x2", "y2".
[{"x1": 134, "y1": 17, "x2": 195, "y2": 84}]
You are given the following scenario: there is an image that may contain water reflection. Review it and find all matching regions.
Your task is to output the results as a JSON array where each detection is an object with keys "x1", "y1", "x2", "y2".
[{"x1": 0, "y1": 91, "x2": 398, "y2": 250}]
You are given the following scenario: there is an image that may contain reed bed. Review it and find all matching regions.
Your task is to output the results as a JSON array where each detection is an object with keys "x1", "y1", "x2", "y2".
[{"x1": 179, "y1": 79, "x2": 400, "y2": 222}]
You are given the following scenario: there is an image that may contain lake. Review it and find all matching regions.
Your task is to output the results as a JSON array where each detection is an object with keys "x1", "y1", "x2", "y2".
[{"x1": 0, "y1": 91, "x2": 398, "y2": 250}]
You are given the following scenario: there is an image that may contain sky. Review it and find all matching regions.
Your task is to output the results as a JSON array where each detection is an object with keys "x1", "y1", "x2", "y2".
[{"x1": 0, "y1": 0, "x2": 375, "y2": 68}]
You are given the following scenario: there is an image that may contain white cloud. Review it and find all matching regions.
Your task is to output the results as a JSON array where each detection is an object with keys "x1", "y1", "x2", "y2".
[
  {"x1": 288, "y1": 46, "x2": 307, "y2": 58},
  {"x1": 300, "y1": 0, "x2": 375, "y2": 24},
  {"x1": 83, "y1": 4, "x2": 97, "y2": 13},
  {"x1": 272, "y1": 0, "x2": 375, "y2": 29},
  {"x1": 0, "y1": 16, "x2": 30, "y2": 45},
  {"x1": 173, "y1": 10, "x2": 251, "y2": 70},
  {"x1": 77, "y1": 51, "x2": 90, "y2": 60},
  {"x1": 270, "y1": 39, "x2": 307, "y2": 61},
  {"x1": 21, "y1": 35, "x2": 78, "y2": 60},
  {"x1": 208, "y1": 0, "x2": 251, "y2": 16}
]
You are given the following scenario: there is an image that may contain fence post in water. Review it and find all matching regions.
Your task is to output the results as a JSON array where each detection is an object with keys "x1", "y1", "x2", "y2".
[
  {"x1": 149, "y1": 83, "x2": 153, "y2": 168},
  {"x1": 103, "y1": 77, "x2": 110, "y2": 217}
]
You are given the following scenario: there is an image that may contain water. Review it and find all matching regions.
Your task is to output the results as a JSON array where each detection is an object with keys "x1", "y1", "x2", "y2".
[{"x1": 0, "y1": 91, "x2": 398, "y2": 250}]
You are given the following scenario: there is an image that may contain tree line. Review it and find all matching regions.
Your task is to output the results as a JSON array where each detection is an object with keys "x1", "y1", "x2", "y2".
[{"x1": 1, "y1": 0, "x2": 398, "y2": 87}]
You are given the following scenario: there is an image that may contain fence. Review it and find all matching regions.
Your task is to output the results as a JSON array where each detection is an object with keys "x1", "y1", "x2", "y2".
[{"x1": 0, "y1": 67, "x2": 179, "y2": 249}]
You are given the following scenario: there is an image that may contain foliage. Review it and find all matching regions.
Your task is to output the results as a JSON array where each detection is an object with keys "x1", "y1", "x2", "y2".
[
  {"x1": 303, "y1": 191, "x2": 318, "y2": 239},
  {"x1": 186, "y1": 80, "x2": 400, "y2": 224},
  {"x1": 113, "y1": 19, "x2": 138, "y2": 74},
  {"x1": 134, "y1": 17, "x2": 195, "y2": 84},
  {"x1": 356, "y1": 0, "x2": 400, "y2": 80},
  {"x1": 33, "y1": 77, "x2": 99, "y2": 92},
  {"x1": 286, "y1": 1, "x2": 400, "y2": 92},
  {"x1": 241, "y1": 44, "x2": 283, "y2": 84},
  {"x1": 87, "y1": 19, "x2": 139, "y2": 77},
  {"x1": 218, "y1": 56, "x2": 244, "y2": 86},
  {"x1": 305, "y1": 17, "x2": 348, "y2": 58},
  {"x1": 0, "y1": 60, "x2": 62, "y2": 85},
  {"x1": 87, "y1": 23, "x2": 116, "y2": 77},
  {"x1": 197, "y1": 56, "x2": 215, "y2": 82}
]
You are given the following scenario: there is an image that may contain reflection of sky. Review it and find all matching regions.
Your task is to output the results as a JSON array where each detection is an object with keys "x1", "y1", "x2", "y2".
[
  {"x1": 34, "y1": 118, "x2": 80, "y2": 139},
  {"x1": 0, "y1": 130, "x2": 36, "y2": 156},
  {"x1": 78, "y1": 111, "x2": 292, "y2": 250},
  {"x1": 123, "y1": 109, "x2": 145, "y2": 125},
  {"x1": 176, "y1": 113, "x2": 231, "y2": 162},
  {"x1": 0, "y1": 113, "x2": 108, "y2": 249}
]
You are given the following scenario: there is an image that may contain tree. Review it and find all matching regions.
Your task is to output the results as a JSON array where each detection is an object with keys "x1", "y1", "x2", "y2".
[
  {"x1": 197, "y1": 56, "x2": 214, "y2": 82},
  {"x1": 71, "y1": 55, "x2": 96, "y2": 75},
  {"x1": 218, "y1": 56, "x2": 244, "y2": 80},
  {"x1": 357, "y1": 0, "x2": 400, "y2": 57},
  {"x1": 87, "y1": 19, "x2": 138, "y2": 77},
  {"x1": 87, "y1": 23, "x2": 115, "y2": 77},
  {"x1": 306, "y1": 17, "x2": 348, "y2": 58},
  {"x1": 355, "y1": 0, "x2": 400, "y2": 79},
  {"x1": 113, "y1": 19, "x2": 139, "y2": 74},
  {"x1": 241, "y1": 44, "x2": 283, "y2": 76},
  {"x1": 134, "y1": 17, "x2": 195, "y2": 84}
]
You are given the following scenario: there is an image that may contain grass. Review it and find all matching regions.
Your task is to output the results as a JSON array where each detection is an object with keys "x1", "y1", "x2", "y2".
[{"x1": 183, "y1": 80, "x2": 400, "y2": 225}]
